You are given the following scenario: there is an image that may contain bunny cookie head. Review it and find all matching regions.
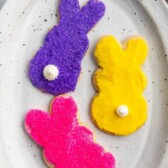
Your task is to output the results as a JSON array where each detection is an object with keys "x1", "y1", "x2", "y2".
[
  {"x1": 29, "y1": 0, "x2": 105, "y2": 95},
  {"x1": 91, "y1": 36, "x2": 148, "y2": 136},
  {"x1": 25, "y1": 96, "x2": 115, "y2": 168}
]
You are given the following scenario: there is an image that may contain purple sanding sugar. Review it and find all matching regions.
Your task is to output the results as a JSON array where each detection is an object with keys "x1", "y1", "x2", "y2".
[{"x1": 29, "y1": 0, "x2": 105, "y2": 95}]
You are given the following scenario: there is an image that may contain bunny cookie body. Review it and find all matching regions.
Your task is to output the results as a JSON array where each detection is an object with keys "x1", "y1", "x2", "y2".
[
  {"x1": 91, "y1": 36, "x2": 148, "y2": 136},
  {"x1": 29, "y1": 0, "x2": 105, "y2": 95},
  {"x1": 25, "y1": 96, "x2": 115, "y2": 168}
]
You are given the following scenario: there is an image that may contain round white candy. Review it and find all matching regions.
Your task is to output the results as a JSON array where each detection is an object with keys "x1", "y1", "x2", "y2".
[
  {"x1": 116, "y1": 105, "x2": 129, "y2": 117},
  {"x1": 43, "y1": 64, "x2": 59, "y2": 81}
]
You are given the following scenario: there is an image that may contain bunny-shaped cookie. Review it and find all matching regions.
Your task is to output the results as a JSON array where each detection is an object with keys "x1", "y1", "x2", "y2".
[
  {"x1": 29, "y1": 0, "x2": 105, "y2": 95},
  {"x1": 91, "y1": 36, "x2": 148, "y2": 136},
  {"x1": 25, "y1": 96, "x2": 115, "y2": 168}
]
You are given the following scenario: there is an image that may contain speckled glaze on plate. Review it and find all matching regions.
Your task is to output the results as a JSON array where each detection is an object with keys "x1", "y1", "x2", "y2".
[{"x1": 0, "y1": 0, "x2": 168, "y2": 168}]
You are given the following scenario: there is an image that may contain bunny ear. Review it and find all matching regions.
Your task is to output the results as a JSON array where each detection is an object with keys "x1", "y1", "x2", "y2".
[
  {"x1": 59, "y1": 0, "x2": 80, "y2": 20},
  {"x1": 125, "y1": 36, "x2": 148, "y2": 65},
  {"x1": 25, "y1": 110, "x2": 50, "y2": 147},
  {"x1": 50, "y1": 96, "x2": 78, "y2": 128},
  {"x1": 78, "y1": 0, "x2": 105, "y2": 33},
  {"x1": 94, "y1": 36, "x2": 122, "y2": 68}
]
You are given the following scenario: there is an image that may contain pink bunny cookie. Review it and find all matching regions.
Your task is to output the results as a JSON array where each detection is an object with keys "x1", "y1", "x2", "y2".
[{"x1": 25, "y1": 96, "x2": 115, "y2": 168}]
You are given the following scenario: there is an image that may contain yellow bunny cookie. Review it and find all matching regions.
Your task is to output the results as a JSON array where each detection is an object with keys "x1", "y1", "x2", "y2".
[{"x1": 91, "y1": 36, "x2": 148, "y2": 136}]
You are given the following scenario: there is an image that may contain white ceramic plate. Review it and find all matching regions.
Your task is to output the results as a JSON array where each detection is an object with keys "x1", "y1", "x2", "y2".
[{"x1": 0, "y1": 0, "x2": 168, "y2": 168}]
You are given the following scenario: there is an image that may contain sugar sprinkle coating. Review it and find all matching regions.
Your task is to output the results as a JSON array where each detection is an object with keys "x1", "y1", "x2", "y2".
[
  {"x1": 91, "y1": 36, "x2": 148, "y2": 135},
  {"x1": 25, "y1": 96, "x2": 115, "y2": 168},
  {"x1": 29, "y1": 0, "x2": 105, "y2": 95}
]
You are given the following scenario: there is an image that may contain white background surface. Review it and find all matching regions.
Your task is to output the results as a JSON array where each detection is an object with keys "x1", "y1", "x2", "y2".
[{"x1": 0, "y1": 0, "x2": 168, "y2": 168}]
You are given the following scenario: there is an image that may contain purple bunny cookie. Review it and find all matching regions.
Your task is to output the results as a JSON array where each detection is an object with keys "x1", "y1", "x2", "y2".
[{"x1": 29, "y1": 0, "x2": 105, "y2": 95}]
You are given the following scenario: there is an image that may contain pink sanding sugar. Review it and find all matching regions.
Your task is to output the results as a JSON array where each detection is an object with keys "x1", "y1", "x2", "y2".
[{"x1": 25, "y1": 96, "x2": 115, "y2": 168}]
